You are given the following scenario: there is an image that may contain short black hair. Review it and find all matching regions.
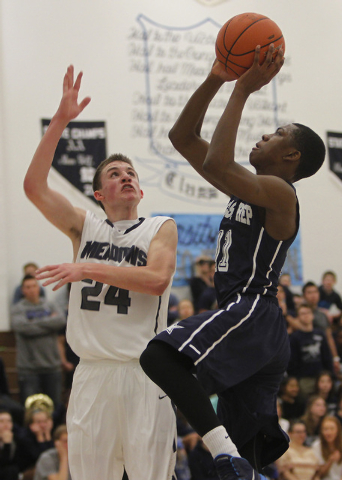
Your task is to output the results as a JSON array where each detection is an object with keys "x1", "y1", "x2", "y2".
[
  {"x1": 302, "y1": 281, "x2": 318, "y2": 295},
  {"x1": 292, "y1": 123, "x2": 326, "y2": 181},
  {"x1": 21, "y1": 274, "x2": 36, "y2": 286},
  {"x1": 92, "y1": 154, "x2": 135, "y2": 211}
]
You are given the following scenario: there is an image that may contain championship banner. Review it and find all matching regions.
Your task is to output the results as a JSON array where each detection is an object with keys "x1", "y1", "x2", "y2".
[
  {"x1": 41, "y1": 120, "x2": 107, "y2": 203},
  {"x1": 327, "y1": 131, "x2": 342, "y2": 183}
]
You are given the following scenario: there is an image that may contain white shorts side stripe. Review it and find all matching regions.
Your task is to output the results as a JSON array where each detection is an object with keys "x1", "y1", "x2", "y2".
[{"x1": 194, "y1": 294, "x2": 260, "y2": 366}]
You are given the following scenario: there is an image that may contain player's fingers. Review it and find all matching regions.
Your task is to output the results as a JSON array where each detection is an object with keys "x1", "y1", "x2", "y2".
[
  {"x1": 79, "y1": 96, "x2": 91, "y2": 113},
  {"x1": 52, "y1": 278, "x2": 67, "y2": 291},
  {"x1": 63, "y1": 73, "x2": 69, "y2": 94},
  {"x1": 252, "y1": 45, "x2": 261, "y2": 66},
  {"x1": 36, "y1": 265, "x2": 59, "y2": 275},
  {"x1": 264, "y1": 44, "x2": 275, "y2": 64},
  {"x1": 74, "y1": 71, "x2": 83, "y2": 91}
]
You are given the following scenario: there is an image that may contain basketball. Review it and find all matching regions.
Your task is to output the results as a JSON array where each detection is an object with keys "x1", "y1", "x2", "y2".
[{"x1": 215, "y1": 12, "x2": 285, "y2": 79}]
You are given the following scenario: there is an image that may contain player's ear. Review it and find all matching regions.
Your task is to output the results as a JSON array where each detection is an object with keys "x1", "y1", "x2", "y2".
[
  {"x1": 140, "y1": 189, "x2": 144, "y2": 199},
  {"x1": 283, "y1": 150, "x2": 301, "y2": 162},
  {"x1": 94, "y1": 190, "x2": 104, "y2": 201}
]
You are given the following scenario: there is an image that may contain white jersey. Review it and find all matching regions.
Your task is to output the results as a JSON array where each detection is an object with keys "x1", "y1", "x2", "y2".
[{"x1": 67, "y1": 211, "x2": 175, "y2": 361}]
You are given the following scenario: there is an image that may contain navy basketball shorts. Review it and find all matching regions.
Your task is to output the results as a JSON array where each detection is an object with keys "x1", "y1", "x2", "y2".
[
  {"x1": 154, "y1": 292, "x2": 291, "y2": 463},
  {"x1": 154, "y1": 292, "x2": 290, "y2": 397}
]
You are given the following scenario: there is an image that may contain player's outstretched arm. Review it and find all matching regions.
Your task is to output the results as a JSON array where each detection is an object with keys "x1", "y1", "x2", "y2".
[
  {"x1": 35, "y1": 219, "x2": 178, "y2": 295},
  {"x1": 169, "y1": 64, "x2": 235, "y2": 194},
  {"x1": 24, "y1": 65, "x2": 91, "y2": 242},
  {"x1": 203, "y1": 45, "x2": 288, "y2": 210}
]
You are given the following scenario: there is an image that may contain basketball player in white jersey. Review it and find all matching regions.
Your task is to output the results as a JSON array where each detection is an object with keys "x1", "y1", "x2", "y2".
[{"x1": 24, "y1": 66, "x2": 178, "y2": 480}]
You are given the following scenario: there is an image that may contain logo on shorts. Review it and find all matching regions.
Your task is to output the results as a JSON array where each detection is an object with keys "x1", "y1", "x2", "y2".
[
  {"x1": 159, "y1": 394, "x2": 168, "y2": 399},
  {"x1": 166, "y1": 323, "x2": 185, "y2": 334}
]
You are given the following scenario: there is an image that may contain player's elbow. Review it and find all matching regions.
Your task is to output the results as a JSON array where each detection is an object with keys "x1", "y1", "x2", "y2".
[
  {"x1": 150, "y1": 275, "x2": 171, "y2": 296},
  {"x1": 23, "y1": 176, "x2": 34, "y2": 198},
  {"x1": 169, "y1": 127, "x2": 193, "y2": 154},
  {"x1": 23, "y1": 175, "x2": 40, "y2": 202}
]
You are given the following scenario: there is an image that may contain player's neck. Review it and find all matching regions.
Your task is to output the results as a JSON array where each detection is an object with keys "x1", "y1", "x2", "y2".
[{"x1": 105, "y1": 204, "x2": 139, "y2": 223}]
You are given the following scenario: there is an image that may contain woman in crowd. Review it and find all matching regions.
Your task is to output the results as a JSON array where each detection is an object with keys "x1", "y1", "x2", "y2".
[
  {"x1": 301, "y1": 395, "x2": 327, "y2": 446},
  {"x1": 314, "y1": 371, "x2": 338, "y2": 415},
  {"x1": 276, "y1": 419, "x2": 319, "y2": 480},
  {"x1": 312, "y1": 416, "x2": 342, "y2": 480}
]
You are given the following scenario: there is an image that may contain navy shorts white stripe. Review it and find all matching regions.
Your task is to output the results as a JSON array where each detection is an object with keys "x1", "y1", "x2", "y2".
[{"x1": 153, "y1": 293, "x2": 291, "y2": 465}]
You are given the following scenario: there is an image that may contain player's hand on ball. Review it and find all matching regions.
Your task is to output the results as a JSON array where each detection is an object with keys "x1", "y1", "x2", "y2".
[
  {"x1": 236, "y1": 44, "x2": 284, "y2": 94},
  {"x1": 211, "y1": 58, "x2": 237, "y2": 82}
]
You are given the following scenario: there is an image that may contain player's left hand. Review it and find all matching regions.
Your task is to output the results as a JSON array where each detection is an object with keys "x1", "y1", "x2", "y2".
[{"x1": 36, "y1": 263, "x2": 85, "y2": 290}]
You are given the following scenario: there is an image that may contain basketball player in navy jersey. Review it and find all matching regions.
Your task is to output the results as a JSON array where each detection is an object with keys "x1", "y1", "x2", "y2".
[
  {"x1": 24, "y1": 66, "x2": 178, "y2": 480},
  {"x1": 140, "y1": 45, "x2": 326, "y2": 480}
]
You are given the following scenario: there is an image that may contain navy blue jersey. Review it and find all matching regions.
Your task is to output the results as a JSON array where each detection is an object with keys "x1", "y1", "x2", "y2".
[{"x1": 214, "y1": 193, "x2": 299, "y2": 308}]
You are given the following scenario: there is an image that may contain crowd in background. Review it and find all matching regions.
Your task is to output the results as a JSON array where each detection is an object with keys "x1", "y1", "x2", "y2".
[{"x1": 1, "y1": 259, "x2": 342, "y2": 479}]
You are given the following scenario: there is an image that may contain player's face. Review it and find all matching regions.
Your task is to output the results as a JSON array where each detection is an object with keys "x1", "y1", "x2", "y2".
[
  {"x1": 249, "y1": 124, "x2": 299, "y2": 171},
  {"x1": 96, "y1": 161, "x2": 143, "y2": 207}
]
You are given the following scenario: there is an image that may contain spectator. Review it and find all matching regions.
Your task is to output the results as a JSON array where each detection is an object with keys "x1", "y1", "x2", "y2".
[
  {"x1": 17, "y1": 407, "x2": 54, "y2": 479},
  {"x1": 0, "y1": 357, "x2": 24, "y2": 426},
  {"x1": 314, "y1": 371, "x2": 338, "y2": 415},
  {"x1": 176, "y1": 410, "x2": 200, "y2": 454},
  {"x1": 287, "y1": 303, "x2": 334, "y2": 399},
  {"x1": 167, "y1": 293, "x2": 180, "y2": 327},
  {"x1": 279, "y1": 273, "x2": 296, "y2": 314},
  {"x1": 11, "y1": 275, "x2": 66, "y2": 407},
  {"x1": 318, "y1": 271, "x2": 342, "y2": 325},
  {"x1": 277, "y1": 284, "x2": 298, "y2": 333},
  {"x1": 276, "y1": 419, "x2": 319, "y2": 480},
  {"x1": 334, "y1": 388, "x2": 342, "y2": 426},
  {"x1": 301, "y1": 395, "x2": 327, "y2": 446},
  {"x1": 189, "y1": 256, "x2": 215, "y2": 313},
  {"x1": 187, "y1": 438, "x2": 219, "y2": 479},
  {"x1": 198, "y1": 261, "x2": 217, "y2": 313},
  {"x1": 0, "y1": 409, "x2": 20, "y2": 480},
  {"x1": 277, "y1": 398, "x2": 289, "y2": 434},
  {"x1": 303, "y1": 281, "x2": 341, "y2": 375},
  {"x1": 312, "y1": 415, "x2": 342, "y2": 480},
  {"x1": 34, "y1": 424, "x2": 71, "y2": 480},
  {"x1": 278, "y1": 376, "x2": 306, "y2": 421},
  {"x1": 174, "y1": 437, "x2": 191, "y2": 480},
  {"x1": 13, "y1": 262, "x2": 45, "y2": 305},
  {"x1": 175, "y1": 299, "x2": 195, "y2": 324}
]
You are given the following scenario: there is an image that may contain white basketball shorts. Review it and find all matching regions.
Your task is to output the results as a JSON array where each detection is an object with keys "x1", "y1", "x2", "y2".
[{"x1": 67, "y1": 358, "x2": 177, "y2": 480}]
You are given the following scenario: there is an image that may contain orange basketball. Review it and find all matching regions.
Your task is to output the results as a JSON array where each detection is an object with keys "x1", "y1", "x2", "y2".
[{"x1": 215, "y1": 12, "x2": 285, "y2": 79}]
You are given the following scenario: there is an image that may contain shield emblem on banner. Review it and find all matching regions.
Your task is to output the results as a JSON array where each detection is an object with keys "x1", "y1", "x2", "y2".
[
  {"x1": 42, "y1": 120, "x2": 107, "y2": 203},
  {"x1": 129, "y1": 15, "x2": 286, "y2": 206}
]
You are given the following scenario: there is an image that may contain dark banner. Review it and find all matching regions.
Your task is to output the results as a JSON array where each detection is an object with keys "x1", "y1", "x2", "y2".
[
  {"x1": 327, "y1": 131, "x2": 342, "y2": 182},
  {"x1": 42, "y1": 120, "x2": 107, "y2": 203}
]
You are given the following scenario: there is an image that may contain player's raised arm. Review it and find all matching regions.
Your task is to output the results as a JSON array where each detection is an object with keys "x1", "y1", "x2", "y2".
[
  {"x1": 24, "y1": 65, "x2": 91, "y2": 243},
  {"x1": 203, "y1": 45, "x2": 291, "y2": 212},
  {"x1": 168, "y1": 63, "x2": 235, "y2": 194}
]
